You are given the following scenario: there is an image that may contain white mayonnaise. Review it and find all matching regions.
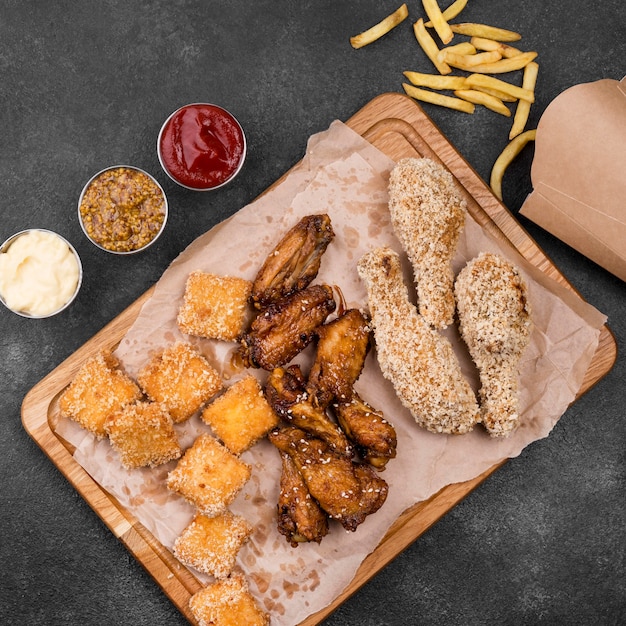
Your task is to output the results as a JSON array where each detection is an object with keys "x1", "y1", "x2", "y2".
[{"x1": 0, "y1": 230, "x2": 81, "y2": 316}]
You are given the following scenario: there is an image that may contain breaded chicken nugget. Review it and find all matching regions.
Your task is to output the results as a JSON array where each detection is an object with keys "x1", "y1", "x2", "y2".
[
  {"x1": 174, "y1": 511, "x2": 252, "y2": 578},
  {"x1": 104, "y1": 401, "x2": 181, "y2": 469},
  {"x1": 201, "y1": 375, "x2": 279, "y2": 454},
  {"x1": 189, "y1": 573, "x2": 269, "y2": 626},
  {"x1": 167, "y1": 434, "x2": 251, "y2": 517},
  {"x1": 177, "y1": 271, "x2": 252, "y2": 341},
  {"x1": 59, "y1": 350, "x2": 142, "y2": 439},
  {"x1": 388, "y1": 157, "x2": 466, "y2": 329},
  {"x1": 137, "y1": 342, "x2": 222, "y2": 423},
  {"x1": 455, "y1": 252, "x2": 532, "y2": 437},
  {"x1": 357, "y1": 247, "x2": 479, "y2": 435}
]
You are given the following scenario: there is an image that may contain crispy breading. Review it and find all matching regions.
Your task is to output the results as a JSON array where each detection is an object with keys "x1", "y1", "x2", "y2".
[
  {"x1": 455, "y1": 251, "x2": 532, "y2": 437},
  {"x1": 276, "y1": 451, "x2": 329, "y2": 547},
  {"x1": 239, "y1": 284, "x2": 336, "y2": 370},
  {"x1": 269, "y1": 426, "x2": 388, "y2": 532},
  {"x1": 59, "y1": 350, "x2": 142, "y2": 439},
  {"x1": 201, "y1": 375, "x2": 279, "y2": 455},
  {"x1": 266, "y1": 365, "x2": 353, "y2": 458},
  {"x1": 166, "y1": 434, "x2": 251, "y2": 517},
  {"x1": 307, "y1": 308, "x2": 371, "y2": 410},
  {"x1": 250, "y1": 213, "x2": 335, "y2": 309},
  {"x1": 104, "y1": 401, "x2": 181, "y2": 469},
  {"x1": 177, "y1": 271, "x2": 252, "y2": 341},
  {"x1": 333, "y1": 392, "x2": 397, "y2": 470},
  {"x1": 388, "y1": 157, "x2": 466, "y2": 329},
  {"x1": 173, "y1": 511, "x2": 252, "y2": 578},
  {"x1": 189, "y1": 572, "x2": 269, "y2": 626},
  {"x1": 357, "y1": 247, "x2": 479, "y2": 435},
  {"x1": 137, "y1": 342, "x2": 222, "y2": 423}
]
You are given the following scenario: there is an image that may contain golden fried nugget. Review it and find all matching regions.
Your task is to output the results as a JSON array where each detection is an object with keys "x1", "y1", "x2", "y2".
[
  {"x1": 201, "y1": 375, "x2": 279, "y2": 455},
  {"x1": 174, "y1": 511, "x2": 252, "y2": 578},
  {"x1": 137, "y1": 342, "x2": 222, "y2": 423},
  {"x1": 189, "y1": 572, "x2": 269, "y2": 626},
  {"x1": 177, "y1": 271, "x2": 252, "y2": 341},
  {"x1": 59, "y1": 350, "x2": 142, "y2": 439},
  {"x1": 104, "y1": 401, "x2": 181, "y2": 469},
  {"x1": 167, "y1": 434, "x2": 251, "y2": 517}
]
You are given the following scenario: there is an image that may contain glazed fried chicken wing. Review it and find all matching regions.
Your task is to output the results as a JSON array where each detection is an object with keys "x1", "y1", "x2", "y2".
[
  {"x1": 277, "y1": 451, "x2": 329, "y2": 547},
  {"x1": 454, "y1": 252, "x2": 532, "y2": 437},
  {"x1": 307, "y1": 308, "x2": 371, "y2": 410},
  {"x1": 357, "y1": 247, "x2": 480, "y2": 435},
  {"x1": 333, "y1": 392, "x2": 397, "y2": 470},
  {"x1": 239, "y1": 284, "x2": 336, "y2": 370},
  {"x1": 388, "y1": 157, "x2": 466, "y2": 329},
  {"x1": 265, "y1": 365, "x2": 353, "y2": 458},
  {"x1": 250, "y1": 214, "x2": 335, "y2": 309},
  {"x1": 268, "y1": 426, "x2": 388, "y2": 532}
]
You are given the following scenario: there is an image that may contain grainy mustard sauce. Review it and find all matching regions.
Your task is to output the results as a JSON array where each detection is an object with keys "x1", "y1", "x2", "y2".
[{"x1": 79, "y1": 167, "x2": 165, "y2": 252}]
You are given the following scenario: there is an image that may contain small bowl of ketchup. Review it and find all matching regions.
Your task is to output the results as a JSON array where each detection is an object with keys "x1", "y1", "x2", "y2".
[{"x1": 157, "y1": 103, "x2": 246, "y2": 191}]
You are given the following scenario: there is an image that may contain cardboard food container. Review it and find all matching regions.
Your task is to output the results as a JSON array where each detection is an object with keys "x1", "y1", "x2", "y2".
[{"x1": 520, "y1": 76, "x2": 626, "y2": 282}]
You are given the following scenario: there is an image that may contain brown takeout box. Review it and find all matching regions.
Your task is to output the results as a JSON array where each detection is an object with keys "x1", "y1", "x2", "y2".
[{"x1": 520, "y1": 76, "x2": 626, "y2": 282}]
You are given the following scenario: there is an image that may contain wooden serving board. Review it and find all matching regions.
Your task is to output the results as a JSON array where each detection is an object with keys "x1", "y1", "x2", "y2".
[{"x1": 22, "y1": 93, "x2": 617, "y2": 625}]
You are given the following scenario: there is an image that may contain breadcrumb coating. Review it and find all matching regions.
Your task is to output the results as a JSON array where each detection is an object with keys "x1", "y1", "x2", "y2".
[
  {"x1": 388, "y1": 157, "x2": 466, "y2": 329},
  {"x1": 189, "y1": 573, "x2": 269, "y2": 626},
  {"x1": 166, "y1": 433, "x2": 251, "y2": 517},
  {"x1": 201, "y1": 375, "x2": 279, "y2": 454},
  {"x1": 59, "y1": 350, "x2": 142, "y2": 439},
  {"x1": 177, "y1": 271, "x2": 252, "y2": 341},
  {"x1": 105, "y1": 401, "x2": 181, "y2": 469},
  {"x1": 137, "y1": 342, "x2": 223, "y2": 423},
  {"x1": 174, "y1": 511, "x2": 252, "y2": 578},
  {"x1": 455, "y1": 252, "x2": 532, "y2": 437},
  {"x1": 357, "y1": 247, "x2": 479, "y2": 435}
]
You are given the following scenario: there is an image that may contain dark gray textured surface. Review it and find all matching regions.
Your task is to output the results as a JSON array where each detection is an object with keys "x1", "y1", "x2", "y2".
[{"x1": 1, "y1": 1, "x2": 624, "y2": 624}]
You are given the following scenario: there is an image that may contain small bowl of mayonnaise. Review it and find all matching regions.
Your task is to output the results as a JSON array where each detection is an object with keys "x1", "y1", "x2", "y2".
[{"x1": 0, "y1": 229, "x2": 83, "y2": 318}]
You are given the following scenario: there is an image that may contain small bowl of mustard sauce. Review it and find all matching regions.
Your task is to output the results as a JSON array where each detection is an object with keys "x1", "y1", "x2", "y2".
[
  {"x1": 78, "y1": 165, "x2": 168, "y2": 254},
  {"x1": 0, "y1": 229, "x2": 83, "y2": 318}
]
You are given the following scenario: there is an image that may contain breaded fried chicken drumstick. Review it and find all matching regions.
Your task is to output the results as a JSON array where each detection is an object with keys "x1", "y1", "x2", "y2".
[
  {"x1": 357, "y1": 247, "x2": 479, "y2": 435},
  {"x1": 454, "y1": 252, "x2": 532, "y2": 437},
  {"x1": 388, "y1": 157, "x2": 466, "y2": 329}
]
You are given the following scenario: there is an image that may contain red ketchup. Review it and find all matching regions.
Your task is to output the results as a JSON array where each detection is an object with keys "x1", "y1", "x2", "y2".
[{"x1": 158, "y1": 103, "x2": 246, "y2": 190}]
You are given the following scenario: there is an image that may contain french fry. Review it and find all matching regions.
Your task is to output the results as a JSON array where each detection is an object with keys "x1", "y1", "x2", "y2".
[
  {"x1": 424, "y1": 0, "x2": 468, "y2": 27},
  {"x1": 422, "y1": 0, "x2": 454, "y2": 44},
  {"x1": 490, "y1": 129, "x2": 536, "y2": 200},
  {"x1": 464, "y1": 51, "x2": 537, "y2": 73},
  {"x1": 470, "y1": 85, "x2": 517, "y2": 102},
  {"x1": 413, "y1": 18, "x2": 452, "y2": 74},
  {"x1": 403, "y1": 71, "x2": 468, "y2": 90},
  {"x1": 454, "y1": 89, "x2": 511, "y2": 116},
  {"x1": 450, "y1": 22, "x2": 522, "y2": 42},
  {"x1": 470, "y1": 36, "x2": 523, "y2": 58},
  {"x1": 444, "y1": 50, "x2": 502, "y2": 70},
  {"x1": 509, "y1": 61, "x2": 539, "y2": 139},
  {"x1": 403, "y1": 83, "x2": 475, "y2": 113},
  {"x1": 350, "y1": 3, "x2": 409, "y2": 49},
  {"x1": 466, "y1": 73, "x2": 535, "y2": 102},
  {"x1": 436, "y1": 42, "x2": 476, "y2": 63}
]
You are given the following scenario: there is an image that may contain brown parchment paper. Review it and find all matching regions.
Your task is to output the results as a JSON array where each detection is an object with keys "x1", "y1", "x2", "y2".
[
  {"x1": 56, "y1": 120, "x2": 607, "y2": 625},
  {"x1": 520, "y1": 77, "x2": 626, "y2": 282}
]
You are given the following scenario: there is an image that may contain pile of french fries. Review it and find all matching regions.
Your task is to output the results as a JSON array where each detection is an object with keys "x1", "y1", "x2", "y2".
[{"x1": 350, "y1": 1, "x2": 538, "y2": 201}]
